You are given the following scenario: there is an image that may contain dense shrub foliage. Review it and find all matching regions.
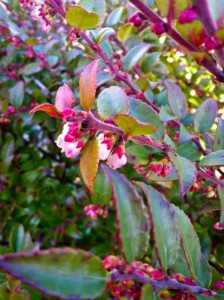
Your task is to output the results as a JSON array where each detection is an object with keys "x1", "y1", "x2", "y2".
[{"x1": 0, "y1": 0, "x2": 224, "y2": 299}]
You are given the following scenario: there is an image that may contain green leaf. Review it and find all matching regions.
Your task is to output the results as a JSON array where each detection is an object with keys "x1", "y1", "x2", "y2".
[
  {"x1": 117, "y1": 24, "x2": 136, "y2": 41},
  {"x1": 115, "y1": 114, "x2": 156, "y2": 137},
  {"x1": 123, "y1": 43, "x2": 153, "y2": 71},
  {"x1": 95, "y1": 28, "x2": 115, "y2": 44},
  {"x1": 214, "y1": 118, "x2": 224, "y2": 151},
  {"x1": 194, "y1": 98, "x2": 217, "y2": 133},
  {"x1": 19, "y1": 62, "x2": 41, "y2": 76},
  {"x1": 176, "y1": 20, "x2": 204, "y2": 47},
  {"x1": 0, "y1": 282, "x2": 10, "y2": 300},
  {"x1": 80, "y1": 136, "x2": 99, "y2": 193},
  {"x1": 1, "y1": 133, "x2": 14, "y2": 174},
  {"x1": 179, "y1": 124, "x2": 195, "y2": 144},
  {"x1": 155, "y1": 0, "x2": 191, "y2": 18},
  {"x1": 103, "y1": 167, "x2": 150, "y2": 263},
  {"x1": 218, "y1": 185, "x2": 224, "y2": 226},
  {"x1": 91, "y1": 167, "x2": 112, "y2": 206},
  {"x1": 11, "y1": 290, "x2": 30, "y2": 300},
  {"x1": 141, "y1": 52, "x2": 161, "y2": 74},
  {"x1": 141, "y1": 285, "x2": 161, "y2": 300},
  {"x1": 168, "y1": 151, "x2": 197, "y2": 196},
  {"x1": 165, "y1": 80, "x2": 187, "y2": 119},
  {"x1": 30, "y1": 103, "x2": 62, "y2": 119},
  {"x1": 159, "y1": 105, "x2": 177, "y2": 122},
  {"x1": 199, "y1": 150, "x2": 224, "y2": 167},
  {"x1": 172, "y1": 206, "x2": 211, "y2": 287},
  {"x1": 66, "y1": 6, "x2": 99, "y2": 30},
  {"x1": 97, "y1": 86, "x2": 129, "y2": 120},
  {"x1": 0, "y1": 248, "x2": 107, "y2": 299},
  {"x1": 9, "y1": 225, "x2": 33, "y2": 253},
  {"x1": 79, "y1": 60, "x2": 99, "y2": 111},
  {"x1": 106, "y1": 7, "x2": 124, "y2": 26},
  {"x1": 9, "y1": 81, "x2": 24, "y2": 108},
  {"x1": 77, "y1": 0, "x2": 106, "y2": 24},
  {"x1": 137, "y1": 183, "x2": 179, "y2": 271},
  {"x1": 129, "y1": 97, "x2": 165, "y2": 140}
]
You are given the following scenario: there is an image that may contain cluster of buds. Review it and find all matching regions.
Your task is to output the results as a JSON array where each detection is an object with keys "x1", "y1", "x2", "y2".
[
  {"x1": 149, "y1": 157, "x2": 171, "y2": 178},
  {"x1": 98, "y1": 133, "x2": 127, "y2": 169},
  {"x1": 128, "y1": 12, "x2": 146, "y2": 27},
  {"x1": 204, "y1": 184, "x2": 217, "y2": 198},
  {"x1": 67, "y1": 28, "x2": 76, "y2": 42},
  {"x1": 19, "y1": 0, "x2": 55, "y2": 33},
  {"x1": 84, "y1": 204, "x2": 108, "y2": 220}
]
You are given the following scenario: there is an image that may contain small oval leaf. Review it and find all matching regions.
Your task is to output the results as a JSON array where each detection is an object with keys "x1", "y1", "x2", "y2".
[
  {"x1": 103, "y1": 166, "x2": 150, "y2": 263},
  {"x1": 194, "y1": 98, "x2": 217, "y2": 133},
  {"x1": 30, "y1": 103, "x2": 62, "y2": 119},
  {"x1": 199, "y1": 150, "x2": 224, "y2": 167},
  {"x1": 66, "y1": 6, "x2": 99, "y2": 30},
  {"x1": 0, "y1": 248, "x2": 107, "y2": 299},
  {"x1": 80, "y1": 136, "x2": 99, "y2": 193},
  {"x1": 79, "y1": 60, "x2": 99, "y2": 111},
  {"x1": 168, "y1": 151, "x2": 197, "y2": 196},
  {"x1": 165, "y1": 80, "x2": 187, "y2": 120},
  {"x1": 95, "y1": 27, "x2": 115, "y2": 44},
  {"x1": 214, "y1": 118, "x2": 224, "y2": 151},
  {"x1": 115, "y1": 114, "x2": 155, "y2": 137},
  {"x1": 218, "y1": 185, "x2": 224, "y2": 226},
  {"x1": 97, "y1": 86, "x2": 129, "y2": 120}
]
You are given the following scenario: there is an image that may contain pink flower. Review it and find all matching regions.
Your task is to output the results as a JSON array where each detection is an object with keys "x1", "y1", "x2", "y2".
[
  {"x1": 55, "y1": 84, "x2": 75, "y2": 112},
  {"x1": 213, "y1": 222, "x2": 224, "y2": 230},
  {"x1": 107, "y1": 145, "x2": 127, "y2": 169},
  {"x1": 178, "y1": 9, "x2": 197, "y2": 24},
  {"x1": 55, "y1": 123, "x2": 84, "y2": 158},
  {"x1": 84, "y1": 204, "x2": 108, "y2": 220},
  {"x1": 97, "y1": 133, "x2": 114, "y2": 160},
  {"x1": 203, "y1": 36, "x2": 220, "y2": 51},
  {"x1": 151, "y1": 21, "x2": 166, "y2": 35}
]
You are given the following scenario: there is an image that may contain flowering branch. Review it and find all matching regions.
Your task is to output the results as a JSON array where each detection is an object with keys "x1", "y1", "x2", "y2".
[
  {"x1": 111, "y1": 269, "x2": 216, "y2": 295},
  {"x1": 128, "y1": 0, "x2": 224, "y2": 83},
  {"x1": 195, "y1": 0, "x2": 224, "y2": 69}
]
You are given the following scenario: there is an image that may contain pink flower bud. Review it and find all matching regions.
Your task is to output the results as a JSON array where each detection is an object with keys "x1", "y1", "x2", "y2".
[
  {"x1": 214, "y1": 222, "x2": 224, "y2": 230},
  {"x1": 178, "y1": 9, "x2": 197, "y2": 24},
  {"x1": 107, "y1": 145, "x2": 127, "y2": 169},
  {"x1": 213, "y1": 281, "x2": 224, "y2": 290},
  {"x1": 203, "y1": 36, "x2": 220, "y2": 51},
  {"x1": 97, "y1": 133, "x2": 114, "y2": 161},
  {"x1": 55, "y1": 84, "x2": 75, "y2": 112},
  {"x1": 151, "y1": 21, "x2": 166, "y2": 35}
]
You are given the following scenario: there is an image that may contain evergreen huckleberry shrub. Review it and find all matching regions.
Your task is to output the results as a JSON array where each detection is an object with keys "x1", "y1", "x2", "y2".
[{"x1": 0, "y1": 0, "x2": 224, "y2": 299}]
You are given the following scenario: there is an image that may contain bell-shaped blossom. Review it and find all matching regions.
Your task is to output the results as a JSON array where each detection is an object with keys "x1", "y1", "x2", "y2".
[
  {"x1": 55, "y1": 123, "x2": 84, "y2": 158},
  {"x1": 55, "y1": 84, "x2": 75, "y2": 112},
  {"x1": 97, "y1": 133, "x2": 114, "y2": 161},
  {"x1": 107, "y1": 145, "x2": 127, "y2": 169}
]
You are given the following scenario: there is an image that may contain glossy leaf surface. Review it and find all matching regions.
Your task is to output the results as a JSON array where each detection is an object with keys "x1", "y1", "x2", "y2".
[
  {"x1": 66, "y1": 6, "x2": 99, "y2": 30},
  {"x1": 0, "y1": 248, "x2": 107, "y2": 299},
  {"x1": 103, "y1": 167, "x2": 150, "y2": 263}
]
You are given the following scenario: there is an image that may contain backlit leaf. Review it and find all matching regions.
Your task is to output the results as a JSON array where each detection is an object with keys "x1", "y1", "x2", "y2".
[
  {"x1": 155, "y1": 0, "x2": 191, "y2": 18},
  {"x1": 79, "y1": 60, "x2": 99, "y2": 111},
  {"x1": 0, "y1": 248, "x2": 107, "y2": 299},
  {"x1": 103, "y1": 166, "x2": 150, "y2": 263},
  {"x1": 30, "y1": 103, "x2": 62, "y2": 119},
  {"x1": 66, "y1": 6, "x2": 99, "y2": 30},
  {"x1": 80, "y1": 136, "x2": 99, "y2": 193},
  {"x1": 115, "y1": 114, "x2": 156, "y2": 138},
  {"x1": 78, "y1": 0, "x2": 106, "y2": 24}
]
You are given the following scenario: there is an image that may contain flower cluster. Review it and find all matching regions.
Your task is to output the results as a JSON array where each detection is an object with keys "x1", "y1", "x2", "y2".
[
  {"x1": 19, "y1": 0, "x2": 55, "y2": 33},
  {"x1": 84, "y1": 204, "x2": 108, "y2": 220},
  {"x1": 98, "y1": 133, "x2": 127, "y2": 169}
]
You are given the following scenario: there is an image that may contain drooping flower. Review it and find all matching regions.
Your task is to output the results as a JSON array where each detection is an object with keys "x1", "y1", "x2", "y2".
[
  {"x1": 55, "y1": 123, "x2": 84, "y2": 158},
  {"x1": 97, "y1": 132, "x2": 115, "y2": 161},
  {"x1": 107, "y1": 144, "x2": 127, "y2": 169}
]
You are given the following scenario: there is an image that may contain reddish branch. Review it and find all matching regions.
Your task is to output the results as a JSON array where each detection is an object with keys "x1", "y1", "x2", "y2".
[
  {"x1": 111, "y1": 270, "x2": 216, "y2": 296},
  {"x1": 128, "y1": 0, "x2": 224, "y2": 83}
]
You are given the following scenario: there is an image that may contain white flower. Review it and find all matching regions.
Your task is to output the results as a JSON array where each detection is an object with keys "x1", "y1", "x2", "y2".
[{"x1": 107, "y1": 145, "x2": 127, "y2": 169}]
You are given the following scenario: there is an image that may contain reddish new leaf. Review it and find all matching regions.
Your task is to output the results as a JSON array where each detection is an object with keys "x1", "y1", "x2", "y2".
[
  {"x1": 79, "y1": 60, "x2": 99, "y2": 111},
  {"x1": 30, "y1": 103, "x2": 62, "y2": 119}
]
